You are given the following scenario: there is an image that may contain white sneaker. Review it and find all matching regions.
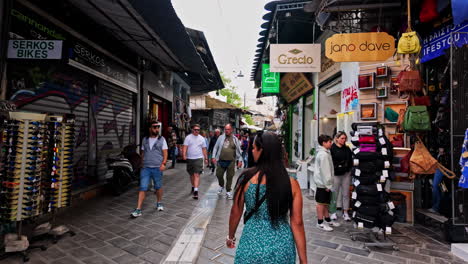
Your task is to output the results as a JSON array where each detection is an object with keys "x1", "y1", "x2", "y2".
[
  {"x1": 317, "y1": 222, "x2": 333, "y2": 232},
  {"x1": 156, "y1": 203, "x2": 164, "y2": 211},
  {"x1": 328, "y1": 221, "x2": 341, "y2": 227},
  {"x1": 217, "y1": 187, "x2": 224, "y2": 196},
  {"x1": 226, "y1": 192, "x2": 233, "y2": 200},
  {"x1": 343, "y1": 213, "x2": 351, "y2": 222},
  {"x1": 330, "y1": 213, "x2": 338, "y2": 220}
]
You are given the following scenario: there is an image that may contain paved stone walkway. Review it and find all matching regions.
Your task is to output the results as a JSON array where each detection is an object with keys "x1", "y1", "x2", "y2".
[
  {"x1": 197, "y1": 190, "x2": 468, "y2": 264},
  {"x1": 2, "y1": 163, "x2": 217, "y2": 264}
]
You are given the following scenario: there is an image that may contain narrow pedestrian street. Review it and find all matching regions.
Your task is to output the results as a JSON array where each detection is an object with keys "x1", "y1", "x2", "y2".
[{"x1": 1, "y1": 164, "x2": 467, "y2": 264}]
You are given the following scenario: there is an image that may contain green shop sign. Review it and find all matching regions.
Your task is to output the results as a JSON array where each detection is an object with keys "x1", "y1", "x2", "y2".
[{"x1": 261, "y1": 64, "x2": 279, "y2": 93}]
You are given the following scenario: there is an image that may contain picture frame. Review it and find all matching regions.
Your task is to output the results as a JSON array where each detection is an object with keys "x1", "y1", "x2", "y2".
[
  {"x1": 382, "y1": 101, "x2": 408, "y2": 124},
  {"x1": 376, "y1": 86, "x2": 388, "y2": 98},
  {"x1": 358, "y1": 73, "x2": 375, "y2": 90},
  {"x1": 376, "y1": 66, "x2": 389, "y2": 78},
  {"x1": 390, "y1": 75, "x2": 399, "y2": 93},
  {"x1": 360, "y1": 103, "x2": 377, "y2": 120}
]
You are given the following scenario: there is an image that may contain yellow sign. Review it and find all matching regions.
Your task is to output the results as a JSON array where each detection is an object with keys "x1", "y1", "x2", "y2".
[
  {"x1": 280, "y1": 73, "x2": 314, "y2": 103},
  {"x1": 325, "y1": 32, "x2": 395, "y2": 62}
]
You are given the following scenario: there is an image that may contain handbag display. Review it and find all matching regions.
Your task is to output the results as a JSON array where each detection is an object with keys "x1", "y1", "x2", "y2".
[
  {"x1": 410, "y1": 139, "x2": 456, "y2": 178},
  {"x1": 398, "y1": 70, "x2": 423, "y2": 92},
  {"x1": 403, "y1": 106, "x2": 431, "y2": 131},
  {"x1": 385, "y1": 107, "x2": 399, "y2": 122},
  {"x1": 396, "y1": 108, "x2": 406, "y2": 133},
  {"x1": 359, "y1": 136, "x2": 376, "y2": 143},
  {"x1": 357, "y1": 205, "x2": 381, "y2": 217},
  {"x1": 355, "y1": 174, "x2": 380, "y2": 185},
  {"x1": 360, "y1": 144, "x2": 377, "y2": 153},
  {"x1": 354, "y1": 212, "x2": 376, "y2": 228},
  {"x1": 419, "y1": 0, "x2": 439, "y2": 23},
  {"x1": 356, "y1": 184, "x2": 380, "y2": 196},
  {"x1": 390, "y1": 134, "x2": 404, "y2": 148},
  {"x1": 354, "y1": 152, "x2": 384, "y2": 161}
]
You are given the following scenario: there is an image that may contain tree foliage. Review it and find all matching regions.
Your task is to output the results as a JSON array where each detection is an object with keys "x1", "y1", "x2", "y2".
[
  {"x1": 243, "y1": 114, "x2": 254, "y2": 125},
  {"x1": 219, "y1": 72, "x2": 242, "y2": 107}
]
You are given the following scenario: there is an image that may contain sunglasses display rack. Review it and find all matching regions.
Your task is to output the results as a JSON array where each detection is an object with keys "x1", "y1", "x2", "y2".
[
  {"x1": 0, "y1": 113, "x2": 48, "y2": 261},
  {"x1": 348, "y1": 122, "x2": 399, "y2": 251},
  {"x1": 43, "y1": 115, "x2": 76, "y2": 241}
]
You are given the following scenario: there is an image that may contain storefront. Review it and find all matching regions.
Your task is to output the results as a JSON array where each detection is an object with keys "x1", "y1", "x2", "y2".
[
  {"x1": 4, "y1": 1, "x2": 138, "y2": 190},
  {"x1": 142, "y1": 70, "x2": 173, "y2": 138}
]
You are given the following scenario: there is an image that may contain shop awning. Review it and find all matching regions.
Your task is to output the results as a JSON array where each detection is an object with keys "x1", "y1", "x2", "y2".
[{"x1": 66, "y1": 0, "x2": 210, "y2": 77}]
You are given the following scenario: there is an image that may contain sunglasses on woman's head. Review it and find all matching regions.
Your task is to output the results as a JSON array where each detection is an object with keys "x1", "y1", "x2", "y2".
[{"x1": 152, "y1": 125, "x2": 160, "y2": 128}]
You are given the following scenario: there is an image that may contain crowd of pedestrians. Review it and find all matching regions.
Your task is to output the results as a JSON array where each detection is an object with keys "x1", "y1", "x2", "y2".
[{"x1": 129, "y1": 120, "x2": 356, "y2": 263}]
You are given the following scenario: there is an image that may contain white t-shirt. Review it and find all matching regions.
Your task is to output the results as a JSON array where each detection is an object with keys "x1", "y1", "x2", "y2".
[
  {"x1": 183, "y1": 134, "x2": 207, "y2": 159},
  {"x1": 141, "y1": 137, "x2": 168, "y2": 151}
]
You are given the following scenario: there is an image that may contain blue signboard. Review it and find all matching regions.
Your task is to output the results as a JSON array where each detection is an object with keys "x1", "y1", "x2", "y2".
[{"x1": 421, "y1": 21, "x2": 468, "y2": 63}]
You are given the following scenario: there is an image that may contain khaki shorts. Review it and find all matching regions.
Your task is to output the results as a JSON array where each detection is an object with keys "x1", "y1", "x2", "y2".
[{"x1": 187, "y1": 158, "x2": 204, "y2": 175}]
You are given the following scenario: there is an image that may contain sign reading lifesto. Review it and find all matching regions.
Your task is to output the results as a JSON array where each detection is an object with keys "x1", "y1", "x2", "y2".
[
  {"x1": 270, "y1": 44, "x2": 321, "y2": 72},
  {"x1": 325, "y1": 32, "x2": 395, "y2": 62},
  {"x1": 7, "y1": 39, "x2": 63, "y2": 59}
]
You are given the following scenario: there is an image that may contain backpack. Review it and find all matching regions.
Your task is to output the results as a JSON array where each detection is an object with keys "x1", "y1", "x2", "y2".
[
  {"x1": 410, "y1": 139, "x2": 456, "y2": 178},
  {"x1": 403, "y1": 106, "x2": 431, "y2": 131}
]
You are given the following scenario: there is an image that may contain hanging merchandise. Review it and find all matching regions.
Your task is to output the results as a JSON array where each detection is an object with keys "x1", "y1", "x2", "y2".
[
  {"x1": 419, "y1": 0, "x2": 439, "y2": 23},
  {"x1": 396, "y1": 0, "x2": 422, "y2": 65},
  {"x1": 410, "y1": 138, "x2": 456, "y2": 178},
  {"x1": 459, "y1": 129, "x2": 468, "y2": 188},
  {"x1": 403, "y1": 106, "x2": 431, "y2": 131},
  {"x1": 397, "y1": 69, "x2": 422, "y2": 93},
  {"x1": 350, "y1": 123, "x2": 397, "y2": 234},
  {"x1": 384, "y1": 107, "x2": 399, "y2": 123}
]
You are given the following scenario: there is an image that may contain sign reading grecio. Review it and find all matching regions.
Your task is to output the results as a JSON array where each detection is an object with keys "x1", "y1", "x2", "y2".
[
  {"x1": 270, "y1": 44, "x2": 321, "y2": 72},
  {"x1": 325, "y1": 32, "x2": 395, "y2": 62}
]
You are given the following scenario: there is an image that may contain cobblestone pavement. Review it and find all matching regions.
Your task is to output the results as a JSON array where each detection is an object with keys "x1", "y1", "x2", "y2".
[
  {"x1": 197, "y1": 190, "x2": 468, "y2": 264},
  {"x1": 3, "y1": 163, "x2": 217, "y2": 264}
]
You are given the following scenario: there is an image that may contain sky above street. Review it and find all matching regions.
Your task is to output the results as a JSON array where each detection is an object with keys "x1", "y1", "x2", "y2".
[{"x1": 172, "y1": 0, "x2": 270, "y2": 102}]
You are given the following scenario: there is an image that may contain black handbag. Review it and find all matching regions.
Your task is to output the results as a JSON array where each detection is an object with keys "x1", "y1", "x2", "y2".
[
  {"x1": 356, "y1": 184, "x2": 380, "y2": 196},
  {"x1": 357, "y1": 205, "x2": 381, "y2": 217},
  {"x1": 354, "y1": 212, "x2": 376, "y2": 228},
  {"x1": 377, "y1": 213, "x2": 396, "y2": 228},
  {"x1": 354, "y1": 152, "x2": 384, "y2": 161},
  {"x1": 355, "y1": 195, "x2": 379, "y2": 205},
  {"x1": 354, "y1": 173, "x2": 380, "y2": 185}
]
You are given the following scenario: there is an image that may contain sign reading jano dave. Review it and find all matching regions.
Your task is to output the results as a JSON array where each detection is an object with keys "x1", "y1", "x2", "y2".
[
  {"x1": 7, "y1": 39, "x2": 62, "y2": 59},
  {"x1": 270, "y1": 44, "x2": 321, "y2": 72},
  {"x1": 325, "y1": 32, "x2": 395, "y2": 62}
]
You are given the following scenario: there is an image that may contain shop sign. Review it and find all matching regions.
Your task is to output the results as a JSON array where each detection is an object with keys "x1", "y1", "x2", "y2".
[
  {"x1": 421, "y1": 21, "x2": 468, "y2": 63},
  {"x1": 68, "y1": 42, "x2": 137, "y2": 92},
  {"x1": 7, "y1": 40, "x2": 62, "y2": 59},
  {"x1": 319, "y1": 56, "x2": 340, "y2": 84},
  {"x1": 325, "y1": 32, "x2": 395, "y2": 62},
  {"x1": 341, "y1": 62, "x2": 359, "y2": 112},
  {"x1": 270, "y1": 44, "x2": 321, "y2": 72},
  {"x1": 261, "y1": 64, "x2": 280, "y2": 93},
  {"x1": 280, "y1": 73, "x2": 314, "y2": 103}
]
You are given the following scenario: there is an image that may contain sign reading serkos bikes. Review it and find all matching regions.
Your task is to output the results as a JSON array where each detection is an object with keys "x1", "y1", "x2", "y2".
[
  {"x1": 270, "y1": 44, "x2": 321, "y2": 72},
  {"x1": 325, "y1": 32, "x2": 395, "y2": 62}
]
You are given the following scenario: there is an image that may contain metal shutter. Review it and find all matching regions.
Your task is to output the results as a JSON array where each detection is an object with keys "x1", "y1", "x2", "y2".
[{"x1": 95, "y1": 81, "x2": 136, "y2": 181}]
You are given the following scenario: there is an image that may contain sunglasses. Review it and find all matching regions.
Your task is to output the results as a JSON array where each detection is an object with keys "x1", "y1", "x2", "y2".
[{"x1": 193, "y1": 129, "x2": 200, "y2": 132}]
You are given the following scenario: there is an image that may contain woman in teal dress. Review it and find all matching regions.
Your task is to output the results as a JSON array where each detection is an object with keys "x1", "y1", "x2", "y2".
[{"x1": 226, "y1": 132, "x2": 307, "y2": 264}]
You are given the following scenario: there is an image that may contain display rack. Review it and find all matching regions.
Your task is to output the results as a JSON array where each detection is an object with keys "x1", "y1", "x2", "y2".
[
  {"x1": 42, "y1": 115, "x2": 76, "y2": 243},
  {"x1": 0, "y1": 114, "x2": 48, "y2": 261},
  {"x1": 350, "y1": 122, "x2": 398, "y2": 251}
]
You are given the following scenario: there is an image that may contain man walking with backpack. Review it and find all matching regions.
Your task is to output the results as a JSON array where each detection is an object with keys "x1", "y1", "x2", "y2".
[
  {"x1": 131, "y1": 121, "x2": 168, "y2": 218},
  {"x1": 212, "y1": 124, "x2": 243, "y2": 199}
]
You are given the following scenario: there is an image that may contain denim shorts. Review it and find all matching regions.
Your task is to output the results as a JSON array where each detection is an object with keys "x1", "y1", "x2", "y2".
[{"x1": 140, "y1": 168, "x2": 163, "y2": 191}]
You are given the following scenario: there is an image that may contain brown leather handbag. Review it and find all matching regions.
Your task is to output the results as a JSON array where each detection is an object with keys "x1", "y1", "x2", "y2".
[
  {"x1": 396, "y1": 108, "x2": 406, "y2": 133},
  {"x1": 410, "y1": 138, "x2": 456, "y2": 178},
  {"x1": 398, "y1": 70, "x2": 422, "y2": 92}
]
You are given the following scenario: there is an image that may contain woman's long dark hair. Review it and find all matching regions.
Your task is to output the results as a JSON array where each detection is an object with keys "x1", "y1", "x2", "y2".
[{"x1": 234, "y1": 132, "x2": 292, "y2": 226}]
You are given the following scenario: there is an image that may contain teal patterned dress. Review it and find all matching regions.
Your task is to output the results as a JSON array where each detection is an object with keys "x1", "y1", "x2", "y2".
[{"x1": 235, "y1": 182, "x2": 296, "y2": 263}]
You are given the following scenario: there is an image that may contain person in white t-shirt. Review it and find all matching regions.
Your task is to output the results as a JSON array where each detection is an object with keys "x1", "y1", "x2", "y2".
[{"x1": 183, "y1": 124, "x2": 208, "y2": 199}]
